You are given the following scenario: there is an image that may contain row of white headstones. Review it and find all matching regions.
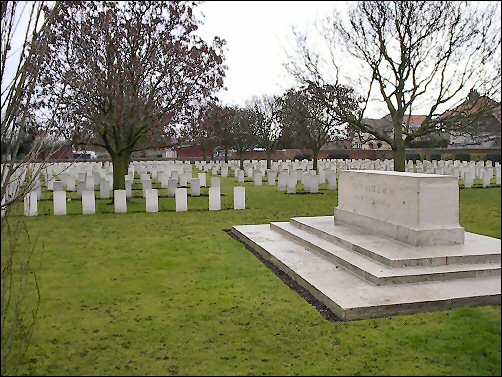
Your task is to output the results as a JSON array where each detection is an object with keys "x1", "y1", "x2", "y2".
[{"x1": 10, "y1": 158, "x2": 502, "y2": 216}]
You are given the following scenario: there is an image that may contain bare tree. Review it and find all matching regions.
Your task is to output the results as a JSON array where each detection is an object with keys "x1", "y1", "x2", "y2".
[
  {"x1": 247, "y1": 95, "x2": 283, "y2": 169},
  {"x1": 38, "y1": 1, "x2": 227, "y2": 190},
  {"x1": 279, "y1": 83, "x2": 352, "y2": 172},
  {"x1": 287, "y1": 1, "x2": 501, "y2": 171},
  {"x1": 231, "y1": 107, "x2": 256, "y2": 169},
  {"x1": 200, "y1": 103, "x2": 236, "y2": 163},
  {"x1": 1, "y1": 1, "x2": 66, "y2": 374}
]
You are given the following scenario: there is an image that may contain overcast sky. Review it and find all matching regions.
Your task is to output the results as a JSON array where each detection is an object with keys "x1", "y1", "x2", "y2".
[{"x1": 196, "y1": 1, "x2": 347, "y2": 110}]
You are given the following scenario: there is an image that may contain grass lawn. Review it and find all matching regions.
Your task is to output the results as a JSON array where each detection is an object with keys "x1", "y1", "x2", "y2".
[{"x1": 2, "y1": 171, "x2": 501, "y2": 376}]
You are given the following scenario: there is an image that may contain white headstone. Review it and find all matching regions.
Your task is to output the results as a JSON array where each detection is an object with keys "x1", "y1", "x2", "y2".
[
  {"x1": 168, "y1": 178, "x2": 177, "y2": 197},
  {"x1": 191, "y1": 179, "x2": 201, "y2": 197},
  {"x1": 24, "y1": 191, "x2": 38, "y2": 216},
  {"x1": 145, "y1": 189, "x2": 159, "y2": 213},
  {"x1": 82, "y1": 190, "x2": 96, "y2": 215},
  {"x1": 142, "y1": 179, "x2": 152, "y2": 197},
  {"x1": 53, "y1": 180, "x2": 64, "y2": 192},
  {"x1": 287, "y1": 175, "x2": 297, "y2": 194},
  {"x1": 211, "y1": 177, "x2": 220, "y2": 188},
  {"x1": 175, "y1": 188, "x2": 188, "y2": 212},
  {"x1": 198, "y1": 172, "x2": 207, "y2": 187},
  {"x1": 125, "y1": 179, "x2": 132, "y2": 198},
  {"x1": 100, "y1": 179, "x2": 111, "y2": 199},
  {"x1": 209, "y1": 187, "x2": 221, "y2": 211},
  {"x1": 233, "y1": 186, "x2": 245, "y2": 210},
  {"x1": 53, "y1": 191, "x2": 67, "y2": 216},
  {"x1": 114, "y1": 190, "x2": 127, "y2": 213}
]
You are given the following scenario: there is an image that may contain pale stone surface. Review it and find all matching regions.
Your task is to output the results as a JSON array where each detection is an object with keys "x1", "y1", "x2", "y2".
[
  {"x1": 53, "y1": 180, "x2": 64, "y2": 192},
  {"x1": 100, "y1": 179, "x2": 111, "y2": 199},
  {"x1": 24, "y1": 191, "x2": 38, "y2": 216},
  {"x1": 198, "y1": 172, "x2": 207, "y2": 187},
  {"x1": 253, "y1": 172, "x2": 262, "y2": 185},
  {"x1": 211, "y1": 177, "x2": 220, "y2": 188},
  {"x1": 168, "y1": 178, "x2": 177, "y2": 197},
  {"x1": 327, "y1": 172, "x2": 337, "y2": 189},
  {"x1": 234, "y1": 186, "x2": 245, "y2": 210},
  {"x1": 125, "y1": 179, "x2": 132, "y2": 198},
  {"x1": 114, "y1": 190, "x2": 127, "y2": 213},
  {"x1": 237, "y1": 170, "x2": 245, "y2": 183},
  {"x1": 175, "y1": 188, "x2": 188, "y2": 212},
  {"x1": 191, "y1": 179, "x2": 200, "y2": 197},
  {"x1": 287, "y1": 175, "x2": 296, "y2": 194},
  {"x1": 142, "y1": 179, "x2": 152, "y2": 197},
  {"x1": 209, "y1": 187, "x2": 221, "y2": 211},
  {"x1": 335, "y1": 170, "x2": 464, "y2": 246},
  {"x1": 145, "y1": 189, "x2": 158, "y2": 213},
  {"x1": 82, "y1": 190, "x2": 96, "y2": 215},
  {"x1": 232, "y1": 222, "x2": 500, "y2": 320},
  {"x1": 53, "y1": 191, "x2": 66, "y2": 215}
]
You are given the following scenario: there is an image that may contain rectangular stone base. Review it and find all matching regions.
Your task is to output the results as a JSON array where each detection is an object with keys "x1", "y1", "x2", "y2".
[{"x1": 334, "y1": 208, "x2": 465, "y2": 246}]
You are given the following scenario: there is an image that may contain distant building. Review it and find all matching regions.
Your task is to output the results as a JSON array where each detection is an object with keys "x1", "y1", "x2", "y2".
[{"x1": 440, "y1": 91, "x2": 501, "y2": 149}]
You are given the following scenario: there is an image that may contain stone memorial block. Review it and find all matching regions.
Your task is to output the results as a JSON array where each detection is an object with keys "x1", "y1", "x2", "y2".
[
  {"x1": 82, "y1": 190, "x2": 96, "y2": 215},
  {"x1": 78, "y1": 172, "x2": 86, "y2": 182},
  {"x1": 53, "y1": 191, "x2": 67, "y2": 216},
  {"x1": 234, "y1": 186, "x2": 245, "y2": 210},
  {"x1": 209, "y1": 187, "x2": 221, "y2": 211},
  {"x1": 335, "y1": 170, "x2": 464, "y2": 246},
  {"x1": 221, "y1": 166, "x2": 228, "y2": 177},
  {"x1": 198, "y1": 173, "x2": 207, "y2": 187},
  {"x1": 175, "y1": 188, "x2": 188, "y2": 212},
  {"x1": 253, "y1": 172, "x2": 262, "y2": 185},
  {"x1": 191, "y1": 179, "x2": 201, "y2": 197},
  {"x1": 168, "y1": 178, "x2": 177, "y2": 197},
  {"x1": 211, "y1": 177, "x2": 220, "y2": 188},
  {"x1": 496, "y1": 166, "x2": 501, "y2": 185},
  {"x1": 24, "y1": 191, "x2": 38, "y2": 216},
  {"x1": 114, "y1": 190, "x2": 127, "y2": 213},
  {"x1": 145, "y1": 189, "x2": 159, "y2": 213}
]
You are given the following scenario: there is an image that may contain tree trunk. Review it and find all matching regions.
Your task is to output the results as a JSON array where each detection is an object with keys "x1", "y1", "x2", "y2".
[
  {"x1": 393, "y1": 146, "x2": 406, "y2": 172},
  {"x1": 266, "y1": 150, "x2": 272, "y2": 169},
  {"x1": 224, "y1": 148, "x2": 228, "y2": 163},
  {"x1": 312, "y1": 148, "x2": 319, "y2": 172},
  {"x1": 202, "y1": 146, "x2": 207, "y2": 162},
  {"x1": 112, "y1": 153, "x2": 130, "y2": 191},
  {"x1": 239, "y1": 152, "x2": 244, "y2": 170}
]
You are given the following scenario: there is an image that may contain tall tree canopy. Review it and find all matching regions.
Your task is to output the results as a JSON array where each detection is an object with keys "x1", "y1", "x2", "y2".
[
  {"x1": 247, "y1": 95, "x2": 283, "y2": 169},
  {"x1": 280, "y1": 83, "x2": 353, "y2": 171},
  {"x1": 288, "y1": 1, "x2": 501, "y2": 171},
  {"x1": 39, "y1": 1, "x2": 226, "y2": 189}
]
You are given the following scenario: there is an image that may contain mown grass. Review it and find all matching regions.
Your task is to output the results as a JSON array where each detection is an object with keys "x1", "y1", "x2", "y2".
[{"x1": 2, "y1": 171, "x2": 501, "y2": 376}]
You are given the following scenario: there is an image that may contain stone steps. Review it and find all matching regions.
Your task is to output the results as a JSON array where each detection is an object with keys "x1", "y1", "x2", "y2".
[
  {"x1": 270, "y1": 221, "x2": 500, "y2": 286},
  {"x1": 231, "y1": 223, "x2": 501, "y2": 321},
  {"x1": 290, "y1": 216, "x2": 501, "y2": 267}
]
